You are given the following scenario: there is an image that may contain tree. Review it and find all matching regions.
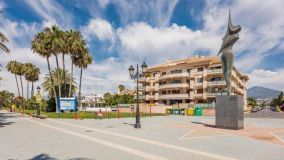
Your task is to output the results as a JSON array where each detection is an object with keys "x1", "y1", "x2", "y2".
[
  {"x1": 0, "y1": 90, "x2": 14, "y2": 108},
  {"x1": 24, "y1": 63, "x2": 40, "y2": 98},
  {"x1": 277, "y1": 91, "x2": 284, "y2": 106},
  {"x1": 0, "y1": 31, "x2": 10, "y2": 54},
  {"x1": 16, "y1": 62, "x2": 25, "y2": 98},
  {"x1": 73, "y1": 49, "x2": 93, "y2": 104},
  {"x1": 247, "y1": 96, "x2": 256, "y2": 107},
  {"x1": 6, "y1": 60, "x2": 20, "y2": 96},
  {"x1": 118, "y1": 84, "x2": 126, "y2": 92},
  {"x1": 32, "y1": 30, "x2": 59, "y2": 112},
  {"x1": 42, "y1": 68, "x2": 77, "y2": 98}
]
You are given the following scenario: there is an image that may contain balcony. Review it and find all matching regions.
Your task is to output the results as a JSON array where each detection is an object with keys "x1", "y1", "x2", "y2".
[
  {"x1": 159, "y1": 83, "x2": 189, "y2": 90},
  {"x1": 134, "y1": 95, "x2": 146, "y2": 100},
  {"x1": 207, "y1": 69, "x2": 222, "y2": 74},
  {"x1": 207, "y1": 92, "x2": 227, "y2": 97},
  {"x1": 159, "y1": 72, "x2": 189, "y2": 80},
  {"x1": 146, "y1": 95, "x2": 155, "y2": 100},
  {"x1": 158, "y1": 94, "x2": 189, "y2": 100},
  {"x1": 207, "y1": 80, "x2": 226, "y2": 86},
  {"x1": 146, "y1": 86, "x2": 155, "y2": 91}
]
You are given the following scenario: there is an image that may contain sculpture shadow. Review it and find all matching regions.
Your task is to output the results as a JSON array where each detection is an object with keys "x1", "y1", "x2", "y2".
[
  {"x1": 30, "y1": 153, "x2": 93, "y2": 160},
  {"x1": 190, "y1": 121, "x2": 217, "y2": 128},
  {"x1": 123, "y1": 122, "x2": 135, "y2": 127},
  {"x1": 0, "y1": 112, "x2": 15, "y2": 128}
]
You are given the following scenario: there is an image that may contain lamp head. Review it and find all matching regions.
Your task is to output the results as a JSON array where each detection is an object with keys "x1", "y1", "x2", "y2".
[
  {"x1": 128, "y1": 65, "x2": 134, "y2": 77},
  {"x1": 141, "y1": 62, "x2": 147, "y2": 73}
]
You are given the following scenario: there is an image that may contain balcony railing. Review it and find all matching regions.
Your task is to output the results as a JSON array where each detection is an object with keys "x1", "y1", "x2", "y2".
[
  {"x1": 158, "y1": 94, "x2": 189, "y2": 99},
  {"x1": 159, "y1": 83, "x2": 189, "y2": 90},
  {"x1": 207, "y1": 92, "x2": 227, "y2": 96},
  {"x1": 207, "y1": 69, "x2": 222, "y2": 74},
  {"x1": 134, "y1": 95, "x2": 146, "y2": 100},
  {"x1": 159, "y1": 72, "x2": 189, "y2": 80},
  {"x1": 207, "y1": 80, "x2": 226, "y2": 85}
]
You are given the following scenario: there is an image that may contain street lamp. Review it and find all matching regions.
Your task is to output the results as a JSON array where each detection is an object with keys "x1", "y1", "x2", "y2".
[
  {"x1": 128, "y1": 62, "x2": 147, "y2": 129},
  {"x1": 37, "y1": 86, "x2": 41, "y2": 94},
  {"x1": 36, "y1": 86, "x2": 42, "y2": 116}
]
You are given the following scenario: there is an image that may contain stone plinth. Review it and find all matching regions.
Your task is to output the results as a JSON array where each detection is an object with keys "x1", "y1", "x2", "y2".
[{"x1": 216, "y1": 95, "x2": 244, "y2": 130}]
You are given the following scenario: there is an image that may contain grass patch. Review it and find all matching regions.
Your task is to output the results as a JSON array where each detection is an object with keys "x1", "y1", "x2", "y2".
[{"x1": 13, "y1": 108, "x2": 165, "y2": 119}]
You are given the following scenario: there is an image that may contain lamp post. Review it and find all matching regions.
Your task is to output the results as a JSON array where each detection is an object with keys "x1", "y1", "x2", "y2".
[
  {"x1": 128, "y1": 62, "x2": 147, "y2": 129},
  {"x1": 36, "y1": 86, "x2": 42, "y2": 116}
]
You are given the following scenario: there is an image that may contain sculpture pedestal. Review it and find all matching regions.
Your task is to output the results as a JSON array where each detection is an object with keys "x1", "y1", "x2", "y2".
[{"x1": 216, "y1": 95, "x2": 244, "y2": 130}]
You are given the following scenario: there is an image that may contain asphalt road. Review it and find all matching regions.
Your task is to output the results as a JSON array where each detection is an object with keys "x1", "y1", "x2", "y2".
[{"x1": 245, "y1": 108, "x2": 284, "y2": 119}]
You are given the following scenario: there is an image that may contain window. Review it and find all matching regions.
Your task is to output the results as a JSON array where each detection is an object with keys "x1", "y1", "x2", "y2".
[
  {"x1": 161, "y1": 91, "x2": 167, "y2": 94},
  {"x1": 197, "y1": 78, "x2": 203, "y2": 83},
  {"x1": 172, "y1": 90, "x2": 180, "y2": 94},
  {"x1": 186, "y1": 90, "x2": 190, "y2": 93},
  {"x1": 170, "y1": 70, "x2": 182, "y2": 74},
  {"x1": 198, "y1": 68, "x2": 203, "y2": 72},
  {"x1": 162, "y1": 72, "x2": 166, "y2": 75},
  {"x1": 187, "y1": 69, "x2": 191, "y2": 73},
  {"x1": 197, "y1": 89, "x2": 203, "y2": 94},
  {"x1": 171, "y1": 80, "x2": 181, "y2": 84}
]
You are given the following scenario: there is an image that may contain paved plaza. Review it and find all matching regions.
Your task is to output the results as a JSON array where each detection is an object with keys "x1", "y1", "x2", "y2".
[{"x1": 1, "y1": 110, "x2": 284, "y2": 160}]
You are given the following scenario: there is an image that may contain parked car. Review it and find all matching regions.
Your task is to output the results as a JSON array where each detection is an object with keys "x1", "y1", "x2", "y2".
[
  {"x1": 280, "y1": 105, "x2": 284, "y2": 111},
  {"x1": 270, "y1": 106, "x2": 277, "y2": 111},
  {"x1": 251, "y1": 106, "x2": 261, "y2": 112}
]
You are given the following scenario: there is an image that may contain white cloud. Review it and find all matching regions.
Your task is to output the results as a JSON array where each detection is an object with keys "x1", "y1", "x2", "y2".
[
  {"x1": 247, "y1": 69, "x2": 284, "y2": 91},
  {"x1": 24, "y1": 0, "x2": 72, "y2": 26},
  {"x1": 81, "y1": 18, "x2": 115, "y2": 50}
]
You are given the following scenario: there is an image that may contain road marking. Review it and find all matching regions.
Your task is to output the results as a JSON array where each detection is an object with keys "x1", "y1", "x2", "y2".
[
  {"x1": 178, "y1": 130, "x2": 195, "y2": 140},
  {"x1": 183, "y1": 134, "x2": 229, "y2": 140},
  {"x1": 47, "y1": 119, "x2": 236, "y2": 160},
  {"x1": 24, "y1": 118, "x2": 168, "y2": 160},
  {"x1": 270, "y1": 132, "x2": 284, "y2": 144}
]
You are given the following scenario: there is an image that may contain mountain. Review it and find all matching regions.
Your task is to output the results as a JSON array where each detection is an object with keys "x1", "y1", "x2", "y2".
[{"x1": 248, "y1": 86, "x2": 282, "y2": 99}]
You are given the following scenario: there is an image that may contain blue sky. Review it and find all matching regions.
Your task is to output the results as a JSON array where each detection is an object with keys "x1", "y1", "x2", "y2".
[{"x1": 0, "y1": 0, "x2": 284, "y2": 95}]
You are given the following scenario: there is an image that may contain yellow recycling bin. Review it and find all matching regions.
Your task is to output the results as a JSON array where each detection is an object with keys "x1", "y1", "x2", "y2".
[{"x1": 187, "y1": 108, "x2": 194, "y2": 116}]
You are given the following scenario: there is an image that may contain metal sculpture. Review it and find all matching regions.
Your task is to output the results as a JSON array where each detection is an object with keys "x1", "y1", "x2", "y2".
[{"x1": 217, "y1": 11, "x2": 241, "y2": 95}]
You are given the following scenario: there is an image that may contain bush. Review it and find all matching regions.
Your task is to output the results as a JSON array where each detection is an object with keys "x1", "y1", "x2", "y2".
[{"x1": 46, "y1": 97, "x2": 56, "y2": 112}]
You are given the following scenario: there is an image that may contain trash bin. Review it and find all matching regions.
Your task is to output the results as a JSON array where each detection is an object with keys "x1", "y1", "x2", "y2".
[
  {"x1": 194, "y1": 107, "x2": 203, "y2": 116},
  {"x1": 173, "y1": 109, "x2": 180, "y2": 115},
  {"x1": 166, "y1": 109, "x2": 173, "y2": 114},
  {"x1": 187, "y1": 108, "x2": 194, "y2": 116},
  {"x1": 180, "y1": 109, "x2": 185, "y2": 115}
]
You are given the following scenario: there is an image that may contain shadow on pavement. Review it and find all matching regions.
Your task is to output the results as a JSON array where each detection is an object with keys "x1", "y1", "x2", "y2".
[
  {"x1": 190, "y1": 121, "x2": 217, "y2": 128},
  {"x1": 30, "y1": 153, "x2": 93, "y2": 160},
  {"x1": 0, "y1": 111, "x2": 15, "y2": 128}
]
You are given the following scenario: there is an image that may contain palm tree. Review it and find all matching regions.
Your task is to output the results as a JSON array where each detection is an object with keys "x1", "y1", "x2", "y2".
[
  {"x1": 31, "y1": 30, "x2": 59, "y2": 113},
  {"x1": 0, "y1": 32, "x2": 9, "y2": 54},
  {"x1": 73, "y1": 49, "x2": 93, "y2": 103},
  {"x1": 118, "y1": 84, "x2": 126, "y2": 92},
  {"x1": 24, "y1": 63, "x2": 34, "y2": 99},
  {"x1": 42, "y1": 68, "x2": 77, "y2": 97},
  {"x1": 6, "y1": 61, "x2": 20, "y2": 96},
  {"x1": 67, "y1": 30, "x2": 84, "y2": 97},
  {"x1": 30, "y1": 66, "x2": 40, "y2": 97},
  {"x1": 16, "y1": 62, "x2": 25, "y2": 98}
]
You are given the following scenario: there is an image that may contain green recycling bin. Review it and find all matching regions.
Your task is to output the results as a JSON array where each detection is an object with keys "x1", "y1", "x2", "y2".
[
  {"x1": 173, "y1": 109, "x2": 180, "y2": 115},
  {"x1": 194, "y1": 107, "x2": 203, "y2": 116},
  {"x1": 166, "y1": 109, "x2": 173, "y2": 114}
]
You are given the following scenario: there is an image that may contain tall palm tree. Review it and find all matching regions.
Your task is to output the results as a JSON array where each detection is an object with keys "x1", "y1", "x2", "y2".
[
  {"x1": 48, "y1": 26, "x2": 62, "y2": 98},
  {"x1": 15, "y1": 62, "x2": 25, "y2": 98},
  {"x1": 73, "y1": 49, "x2": 93, "y2": 103},
  {"x1": 30, "y1": 66, "x2": 40, "y2": 97},
  {"x1": 67, "y1": 30, "x2": 85, "y2": 97},
  {"x1": 24, "y1": 63, "x2": 34, "y2": 99},
  {"x1": 6, "y1": 60, "x2": 20, "y2": 96},
  {"x1": 32, "y1": 31, "x2": 59, "y2": 112},
  {"x1": 0, "y1": 32, "x2": 9, "y2": 54}
]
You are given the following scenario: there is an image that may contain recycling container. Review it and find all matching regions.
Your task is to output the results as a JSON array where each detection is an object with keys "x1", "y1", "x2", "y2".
[
  {"x1": 166, "y1": 109, "x2": 173, "y2": 114},
  {"x1": 187, "y1": 108, "x2": 194, "y2": 116},
  {"x1": 194, "y1": 107, "x2": 203, "y2": 116}
]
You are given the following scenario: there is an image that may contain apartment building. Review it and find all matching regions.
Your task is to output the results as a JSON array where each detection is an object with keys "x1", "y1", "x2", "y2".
[{"x1": 139, "y1": 56, "x2": 249, "y2": 107}]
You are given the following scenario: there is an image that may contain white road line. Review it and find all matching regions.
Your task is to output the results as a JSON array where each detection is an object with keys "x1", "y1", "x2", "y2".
[
  {"x1": 270, "y1": 132, "x2": 284, "y2": 144},
  {"x1": 178, "y1": 130, "x2": 195, "y2": 140},
  {"x1": 47, "y1": 119, "x2": 236, "y2": 160},
  {"x1": 183, "y1": 134, "x2": 229, "y2": 140},
  {"x1": 24, "y1": 118, "x2": 168, "y2": 160}
]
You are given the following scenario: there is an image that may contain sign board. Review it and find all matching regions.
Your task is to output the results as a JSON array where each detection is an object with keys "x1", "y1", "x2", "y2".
[{"x1": 58, "y1": 97, "x2": 78, "y2": 112}]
